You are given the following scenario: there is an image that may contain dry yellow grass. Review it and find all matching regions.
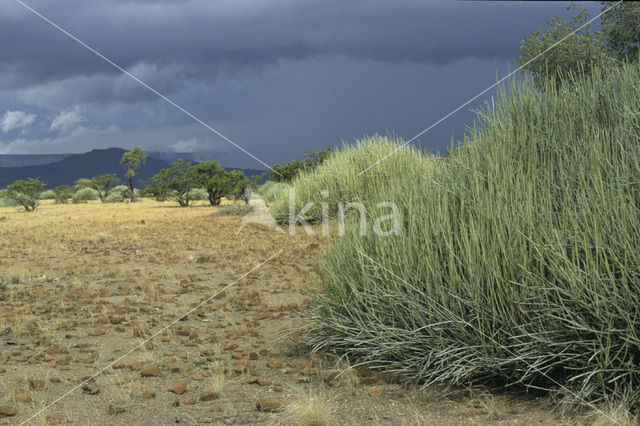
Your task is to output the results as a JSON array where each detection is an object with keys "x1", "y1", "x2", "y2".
[{"x1": 0, "y1": 199, "x2": 577, "y2": 425}]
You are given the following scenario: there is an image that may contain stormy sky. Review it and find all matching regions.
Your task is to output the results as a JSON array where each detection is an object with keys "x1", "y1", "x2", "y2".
[{"x1": 0, "y1": 1, "x2": 602, "y2": 168}]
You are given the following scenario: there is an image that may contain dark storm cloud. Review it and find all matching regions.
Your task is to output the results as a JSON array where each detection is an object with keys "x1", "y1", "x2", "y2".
[
  {"x1": 0, "y1": 0, "x2": 601, "y2": 164},
  {"x1": 0, "y1": 0, "x2": 577, "y2": 91}
]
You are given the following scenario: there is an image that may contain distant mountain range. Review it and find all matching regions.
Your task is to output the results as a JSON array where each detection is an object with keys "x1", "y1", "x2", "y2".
[
  {"x1": 0, "y1": 151, "x2": 198, "y2": 168},
  {"x1": 0, "y1": 148, "x2": 266, "y2": 188}
]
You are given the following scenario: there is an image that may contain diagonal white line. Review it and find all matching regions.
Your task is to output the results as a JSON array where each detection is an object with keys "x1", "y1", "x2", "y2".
[
  {"x1": 12, "y1": 0, "x2": 282, "y2": 177},
  {"x1": 356, "y1": 249, "x2": 621, "y2": 425},
  {"x1": 19, "y1": 250, "x2": 282, "y2": 425},
  {"x1": 357, "y1": 1, "x2": 623, "y2": 176}
]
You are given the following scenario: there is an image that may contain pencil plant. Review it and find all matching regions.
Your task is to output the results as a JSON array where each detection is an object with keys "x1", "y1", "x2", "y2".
[{"x1": 307, "y1": 59, "x2": 640, "y2": 405}]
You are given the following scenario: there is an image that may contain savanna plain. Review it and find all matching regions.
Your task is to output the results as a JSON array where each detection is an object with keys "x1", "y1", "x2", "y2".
[{"x1": 1, "y1": 199, "x2": 573, "y2": 425}]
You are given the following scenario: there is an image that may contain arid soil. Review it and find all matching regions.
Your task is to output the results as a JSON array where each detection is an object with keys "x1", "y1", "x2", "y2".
[{"x1": 0, "y1": 200, "x2": 601, "y2": 425}]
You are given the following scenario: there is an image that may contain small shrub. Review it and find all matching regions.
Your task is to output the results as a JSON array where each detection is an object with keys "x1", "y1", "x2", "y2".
[
  {"x1": 188, "y1": 187, "x2": 209, "y2": 201},
  {"x1": 258, "y1": 181, "x2": 289, "y2": 204},
  {"x1": 104, "y1": 185, "x2": 130, "y2": 203},
  {"x1": 90, "y1": 173, "x2": 120, "y2": 202},
  {"x1": 39, "y1": 190, "x2": 56, "y2": 200},
  {"x1": 87, "y1": 232, "x2": 109, "y2": 244},
  {"x1": 0, "y1": 197, "x2": 18, "y2": 207},
  {"x1": 53, "y1": 185, "x2": 74, "y2": 204},
  {"x1": 196, "y1": 253, "x2": 215, "y2": 263},
  {"x1": 72, "y1": 187, "x2": 99, "y2": 203}
]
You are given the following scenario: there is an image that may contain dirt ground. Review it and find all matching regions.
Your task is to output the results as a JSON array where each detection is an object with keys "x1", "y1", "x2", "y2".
[{"x1": 0, "y1": 200, "x2": 616, "y2": 425}]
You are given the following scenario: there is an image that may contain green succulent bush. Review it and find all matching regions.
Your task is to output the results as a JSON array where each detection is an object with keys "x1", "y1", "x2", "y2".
[
  {"x1": 257, "y1": 181, "x2": 289, "y2": 205},
  {"x1": 104, "y1": 185, "x2": 130, "y2": 203},
  {"x1": 72, "y1": 187, "x2": 99, "y2": 203},
  {"x1": 39, "y1": 189, "x2": 56, "y2": 200},
  {"x1": 307, "y1": 60, "x2": 640, "y2": 405},
  {"x1": 187, "y1": 188, "x2": 209, "y2": 201},
  {"x1": 269, "y1": 134, "x2": 438, "y2": 224},
  {"x1": 0, "y1": 197, "x2": 18, "y2": 207}
]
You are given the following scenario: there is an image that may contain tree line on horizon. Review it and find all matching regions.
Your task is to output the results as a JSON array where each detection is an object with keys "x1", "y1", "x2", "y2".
[{"x1": 0, "y1": 146, "x2": 257, "y2": 210}]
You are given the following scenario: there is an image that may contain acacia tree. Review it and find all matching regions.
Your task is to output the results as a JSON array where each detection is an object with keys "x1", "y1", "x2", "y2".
[
  {"x1": 601, "y1": 2, "x2": 640, "y2": 61},
  {"x1": 53, "y1": 185, "x2": 74, "y2": 204},
  {"x1": 515, "y1": 4, "x2": 611, "y2": 89},
  {"x1": 120, "y1": 146, "x2": 147, "y2": 201},
  {"x1": 89, "y1": 174, "x2": 120, "y2": 202},
  {"x1": 193, "y1": 161, "x2": 226, "y2": 206},
  {"x1": 149, "y1": 159, "x2": 197, "y2": 207},
  {"x1": 516, "y1": 3, "x2": 640, "y2": 89},
  {"x1": 268, "y1": 146, "x2": 333, "y2": 182},
  {"x1": 193, "y1": 161, "x2": 251, "y2": 206},
  {"x1": 1, "y1": 178, "x2": 46, "y2": 211},
  {"x1": 72, "y1": 178, "x2": 91, "y2": 192},
  {"x1": 226, "y1": 170, "x2": 251, "y2": 204}
]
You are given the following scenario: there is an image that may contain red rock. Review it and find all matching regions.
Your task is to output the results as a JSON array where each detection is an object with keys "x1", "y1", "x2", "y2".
[
  {"x1": 168, "y1": 381, "x2": 187, "y2": 395},
  {"x1": 14, "y1": 389, "x2": 31, "y2": 403},
  {"x1": 29, "y1": 379, "x2": 46, "y2": 390},
  {"x1": 140, "y1": 366, "x2": 161, "y2": 377},
  {"x1": 368, "y1": 389, "x2": 382, "y2": 398},
  {"x1": 81, "y1": 384, "x2": 100, "y2": 395},
  {"x1": 45, "y1": 345, "x2": 60, "y2": 355},
  {"x1": 325, "y1": 371, "x2": 340, "y2": 383},
  {"x1": 88, "y1": 330, "x2": 105, "y2": 337},
  {"x1": 184, "y1": 397, "x2": 196, "y2": 405},
  {"x1": 128, "y1": 361, "x2": 143, "y2": 371},
  {"x1": 109, "y1": 316, "x2": 125, "y2": 325},
  {"x1": 256, "y1": 399, "x2": 283, "y2": 412},
  {"x1": 142, "y1": 390, "x2": 155, "y2": 399},
  {"x1": 257, "y1": 379, "x2": 272, "y2": 386},
  {"x1": 108, "y1": 405, "x2": 125, "y2": 415},
  {"x1": 298, "y1": 360, "x2": 311, "y2": 369},
  {"x1": 266, "y1": 359, "x2": 282, "y2": 369},
  {"x1": 360, "y1": 376, "x2": 381, "y2": 385},
  {"x1": 176, "y1": 326, "x2": 192, "y2": 336},
  {"x1": 0, "y1": 406, "x2": 15, "y2": 417},
  {"x1": 200, "y1": 391, "x2": 218, "y2": 401},
  {"x1": 211, "y1": 402, "x2": 223, "y2": 412},
  {"x1": 231, "y1": 352, "x2": 243, "y2": 360},
  {"x1": 46, "y1": 414, "x2": 65, "y2": 424}
]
